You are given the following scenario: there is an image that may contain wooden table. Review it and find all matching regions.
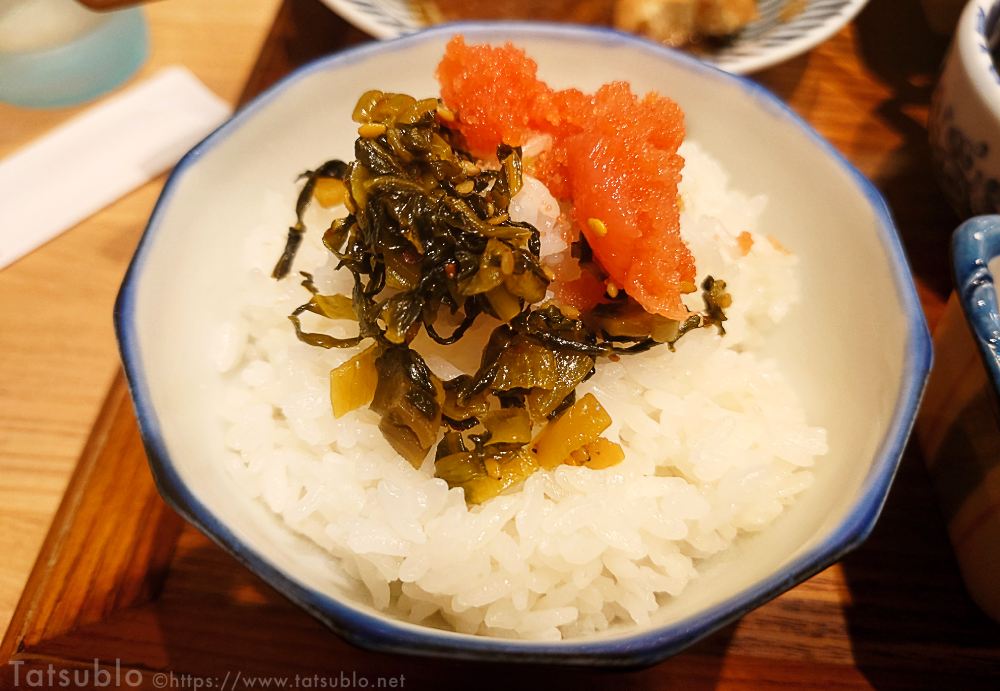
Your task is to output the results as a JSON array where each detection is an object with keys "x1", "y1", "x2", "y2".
[
  {"x1": 0, "y1": 0, "x2": 281, "y2": 639},
  {"x1": 2, "y1": 0, "x2": 999, "y2": 688}
]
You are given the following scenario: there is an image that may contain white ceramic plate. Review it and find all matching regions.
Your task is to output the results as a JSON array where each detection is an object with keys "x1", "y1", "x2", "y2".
[{"x1": 319, "y1": 0, "x2": 869, "y2": 73}]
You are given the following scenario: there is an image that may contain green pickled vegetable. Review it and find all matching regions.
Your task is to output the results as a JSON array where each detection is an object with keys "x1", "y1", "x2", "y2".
[
  {"x1": 330, "y1": 344, "x2": 379, "y2": 418},
  {"x1": 482, "y1": 408, "x2": 532, "y2": 445},
  {"x1": 370, "y1": 345, "x2": 444, "y2": 467},
  {"x1": 273, "y1": 89, "x2": 734, "y2": 502},
  {"x1": 435, "y1": 448, "x2": 540, "y2": 505}
]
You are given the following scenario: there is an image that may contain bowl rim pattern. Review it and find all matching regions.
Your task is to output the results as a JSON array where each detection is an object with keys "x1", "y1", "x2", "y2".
[
  {"x1": 318, "y1": 0, "x2": 873, "y2": 75},
  {"x1": 114, "y1": 21, "x2": 933, "y2": 666}
]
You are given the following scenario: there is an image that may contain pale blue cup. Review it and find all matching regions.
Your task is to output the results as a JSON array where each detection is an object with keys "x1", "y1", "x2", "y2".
[{"x1": 0, "y1": 2, "x2": 147, "y2": 109}]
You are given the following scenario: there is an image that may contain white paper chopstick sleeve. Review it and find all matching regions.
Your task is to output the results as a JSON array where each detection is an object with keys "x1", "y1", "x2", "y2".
[{"x1": 0, "y1": 66, "x2": 232, "y2": 269}]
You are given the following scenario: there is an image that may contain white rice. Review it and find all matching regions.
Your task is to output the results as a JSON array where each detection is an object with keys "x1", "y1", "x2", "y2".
[{"x1": 216, "y1": 141, "x2": 828, "y2": 640}]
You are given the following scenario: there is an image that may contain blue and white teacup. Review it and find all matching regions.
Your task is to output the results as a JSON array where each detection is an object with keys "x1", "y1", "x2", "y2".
[
  {"x1": 930, "y1": 0, "x2": 1000, "y2": 217},
  {"x1": 917, "y1": 216, "x2": 1000, "y2": 622}
]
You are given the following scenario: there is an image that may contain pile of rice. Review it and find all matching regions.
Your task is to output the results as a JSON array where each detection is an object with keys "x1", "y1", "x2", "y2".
[{"x1": 215, "y1": 141, "x2": 828, "y2": 641}]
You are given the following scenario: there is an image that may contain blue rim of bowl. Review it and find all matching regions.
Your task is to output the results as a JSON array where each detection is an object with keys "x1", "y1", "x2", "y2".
[
  {"x1": 952, "y1": 215, "x2": 1000, "y2": 401},
  {"x1": 114, "y1": 21, "x2": 932, "y2": 666}
]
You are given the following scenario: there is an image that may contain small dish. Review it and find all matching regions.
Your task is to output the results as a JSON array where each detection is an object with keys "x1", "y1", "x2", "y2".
[
  {"x1": 319, "y1": 0, "x2": 871, "y2": 74},
  {"x1": 115, "y1": 22, "x2": 930, "y2": 665}
]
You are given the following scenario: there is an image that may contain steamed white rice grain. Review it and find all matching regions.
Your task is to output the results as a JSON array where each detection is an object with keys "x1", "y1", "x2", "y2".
[{"x1": 217, "y1": 141, "x2": 828, "y2": 639}]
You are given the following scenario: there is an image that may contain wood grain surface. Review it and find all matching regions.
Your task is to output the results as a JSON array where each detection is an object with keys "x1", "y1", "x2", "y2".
[
  {"x1": 0, "y1": 0, "x2": 281, "y2": 640},
  {"x1": 2, "y1": 0, "x2": 999, "y2": 688}
]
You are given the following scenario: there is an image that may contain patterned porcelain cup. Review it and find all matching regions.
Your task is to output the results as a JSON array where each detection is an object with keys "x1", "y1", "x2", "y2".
[
  {"x1": 917, "y1": 215, "x2": 1000, "y2": 623},
  {"x1": 929, "y1": 0, "x2": 1000, "y2": 217}
]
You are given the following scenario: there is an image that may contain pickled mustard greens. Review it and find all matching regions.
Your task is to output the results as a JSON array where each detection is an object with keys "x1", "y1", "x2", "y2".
[{"x1": 273, "y1": 89, "x2": 731, "y2": 504}]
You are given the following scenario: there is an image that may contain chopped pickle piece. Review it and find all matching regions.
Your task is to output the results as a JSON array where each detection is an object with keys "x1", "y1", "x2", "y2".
[
  {"x1": 329, "y1": 344, "x2": 379, "y2": 418},
  {"x1": 436, "y1": 430, "x2": 468, "y2": 460},
  {"x1": 485, "y1": 285, "x2": 522, "y2": 322},
  {"x1": 384, "y1": 249, "x2": 421, "y2": 291},
  {"x1": 442, "y1": 375, "x2": 490, "y2": 423},
  {"x1": 491, "y1": 339, "x2": 557, "y2": 391},
  {"x1": 459, "y1": 239, "x2": 514, "y2": 296},
  {"x1": 525, "y1": 349, "x2": 593, "y2": 418},
  {"x1": 586, "y1": 300, "x2": 690, "y2": 343},
  {"x1": 313, "y1": 177, "x2": 347, "y2": 208},
  {"x1": 436, "y1": 448, "x2": 539, "y2": 504},
  {"x1": 370, "y1": 345, "x2": 443, "y2": 467},
  {"x1": 482, "y1": 408, "x2": 531, "y2": 445},
  {"x1": 570, "y1": 437, "x2": 626, "y2": 470},
  {"x1": 502, "y1": 261, "x2": 548, "y2": 303},
  {"x1": 701, "y1": 276, "x2": 731, "y2": 335},
  {"x1": 311, "y1": 293, "x2": 356, "y2": 321},
  {"x1": 532, "y1": 393, "x2": 612, "y2": 469},
  {"x1": 379, "y1": 293, "x2": 424, "y2": 344}
]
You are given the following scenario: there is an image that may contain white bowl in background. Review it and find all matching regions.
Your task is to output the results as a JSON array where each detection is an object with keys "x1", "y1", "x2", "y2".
[{"x1": 319, "y1": 0, "x2": 872, "y2": 74}]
